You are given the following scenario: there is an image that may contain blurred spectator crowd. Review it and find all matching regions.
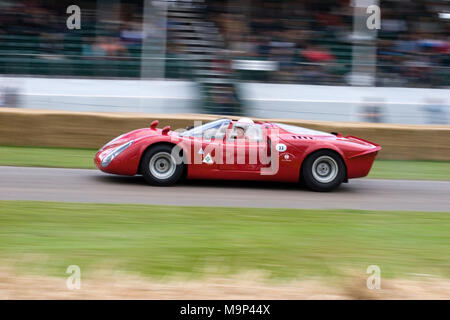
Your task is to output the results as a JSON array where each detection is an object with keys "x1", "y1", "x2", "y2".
[
  {"x1": 0, "y1": 0, "x2": 449, "y2": 88},
  {"x1": 0, "y1": 0, "x2": 144, "y2": 77}
]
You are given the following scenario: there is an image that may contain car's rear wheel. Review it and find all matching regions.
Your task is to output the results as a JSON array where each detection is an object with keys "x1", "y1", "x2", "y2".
[
  {"x1": 302, "y1": 150, "x2": 346, "y2": 192},
  {"x1": 141, "y1": 144, "x2": 184, "y2": 186}
]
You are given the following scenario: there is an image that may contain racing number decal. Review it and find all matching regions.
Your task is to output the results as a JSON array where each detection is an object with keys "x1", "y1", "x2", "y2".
[{"x1": 275, "y1": 143, "x2": 287, "y2": 152}]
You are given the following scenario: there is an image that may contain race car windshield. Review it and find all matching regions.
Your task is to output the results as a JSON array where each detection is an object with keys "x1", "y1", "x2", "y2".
[
  {"x1": 180, "y1": 119, "x2": 230, "y2": 138},
  {"x1": 275, "y1": 123, "x2": 332, "y2": 136}
]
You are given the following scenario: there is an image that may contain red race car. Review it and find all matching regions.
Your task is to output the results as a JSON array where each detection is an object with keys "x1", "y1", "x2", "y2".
[{"x1": 95, "y1": 118, "x2": 381, "y2": 191}]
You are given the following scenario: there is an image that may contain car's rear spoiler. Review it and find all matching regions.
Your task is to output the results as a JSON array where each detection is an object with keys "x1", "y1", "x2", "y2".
[
  {"x1": 346, "y1": 135, "x2": 381, "y2": 158},
  {"x1": 346, "y1": 135, "x2": 380, "y2": 147}
]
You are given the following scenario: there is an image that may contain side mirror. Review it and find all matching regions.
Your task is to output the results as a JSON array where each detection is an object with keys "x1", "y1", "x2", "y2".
[
  {"x1": 150, "y1": 120, "x2": 159, "y2": 130},
  {"x1": 162, "y1": 126, "x2": 170, "y2": 135}
]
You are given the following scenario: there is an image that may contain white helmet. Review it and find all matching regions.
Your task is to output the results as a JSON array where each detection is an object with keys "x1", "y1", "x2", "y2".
[
  {"x1": 235, "y1": 118, "x2": 254, "y2": 130},
  {"x1": 237, "y1": 117, "x2": 254, "y2": 125}
]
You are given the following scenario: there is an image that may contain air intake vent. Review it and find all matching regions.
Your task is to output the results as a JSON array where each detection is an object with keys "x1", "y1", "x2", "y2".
[{"x1": 292, "y1": 135, "x2": 314, "y2": 140}]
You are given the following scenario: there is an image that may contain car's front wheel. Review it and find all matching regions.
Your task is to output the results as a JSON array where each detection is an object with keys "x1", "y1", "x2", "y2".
[
  {"x1": 141, "y1": 144, "x2": 184, "y2": 186},
  {"x1": 302, "y1": 150, "x2": 346, "y2": 192}
]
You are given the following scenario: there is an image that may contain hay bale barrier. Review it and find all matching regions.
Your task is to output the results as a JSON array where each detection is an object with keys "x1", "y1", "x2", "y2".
[{"x1": 1, "y1": 108, "x2": 450, "y2": 160}]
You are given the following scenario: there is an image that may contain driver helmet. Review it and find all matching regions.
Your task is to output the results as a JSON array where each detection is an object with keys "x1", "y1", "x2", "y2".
[{"x1": 235, "y1": 117, "x2": 254, "y2": 131}]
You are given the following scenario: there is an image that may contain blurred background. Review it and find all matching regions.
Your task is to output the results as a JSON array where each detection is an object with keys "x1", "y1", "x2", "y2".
[
  {"x1": 0, "y1": 0, "x2": 449, "y2": 123},
  {"x1": 0, "y1": 1, "x2": 450, "y2": 299}
]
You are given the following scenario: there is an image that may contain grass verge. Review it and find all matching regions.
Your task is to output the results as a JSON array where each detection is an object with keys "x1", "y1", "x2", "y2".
[
  {"x1": 0, "y1": 146, "x2": 96, "y2": 169},
  {"x1": 369, "y1": 159, "x2": 450, "y2": 181},
  {"x1": 0, "y1": 201, "x2": 449, "y2": 280}
]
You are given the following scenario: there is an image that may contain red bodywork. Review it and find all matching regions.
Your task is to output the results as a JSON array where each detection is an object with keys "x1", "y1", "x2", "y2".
[{"x1": 94, "y1": 120, "x2": 381, "y2": 183}]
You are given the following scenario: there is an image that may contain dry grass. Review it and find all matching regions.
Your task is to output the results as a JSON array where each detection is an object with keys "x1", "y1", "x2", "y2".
[{"x1": 0, "y1": 267, "x2": 449, "y2": 300}]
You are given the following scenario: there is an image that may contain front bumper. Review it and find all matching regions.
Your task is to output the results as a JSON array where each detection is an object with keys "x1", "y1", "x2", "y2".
[{"x1": 94, "y1": 140, "x2": 140, "y2": 175}]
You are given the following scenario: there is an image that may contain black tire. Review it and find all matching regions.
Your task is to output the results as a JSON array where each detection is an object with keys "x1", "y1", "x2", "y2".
[
  {"x1": 141, "y1": 144, "x2": 184, "y2": 186},
  {"x1": 301, "y1": 150, "x2": 346, "y2": 192}
]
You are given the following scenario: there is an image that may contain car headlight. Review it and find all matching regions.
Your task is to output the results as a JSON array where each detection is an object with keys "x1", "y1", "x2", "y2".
[{"x1": 101, "y1": 140, "x2": 134, "y2": 168}]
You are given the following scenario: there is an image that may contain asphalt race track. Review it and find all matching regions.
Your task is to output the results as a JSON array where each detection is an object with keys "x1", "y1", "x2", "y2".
[{"x1": 1, "y1": 166, "x2": 449, "y2": 211}]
